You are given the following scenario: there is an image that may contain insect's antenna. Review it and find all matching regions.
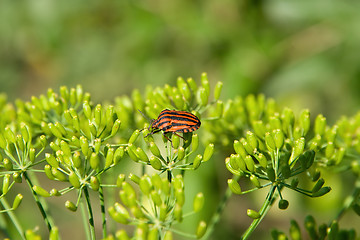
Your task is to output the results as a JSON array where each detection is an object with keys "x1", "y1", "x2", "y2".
[{"x1": 138, "y1": 109, "x2": 152, "y2": 132}]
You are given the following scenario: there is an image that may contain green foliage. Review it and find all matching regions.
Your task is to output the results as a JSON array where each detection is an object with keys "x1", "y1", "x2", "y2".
[{"x1": 0, "y1": 75, "x2": 360, "y2": 239}]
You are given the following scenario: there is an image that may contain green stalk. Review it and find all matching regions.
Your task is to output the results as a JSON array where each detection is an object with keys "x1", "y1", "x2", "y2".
[
  {"x1": 203, "y1": 175, "x2": 240, "y2": 239},
  {"x1": 23, "y1": 172, "x2": 54, "y2": 231},
  {"x1": 80, "y1": 200, "x2": 91, "y2": 240},
  {"x1": 0, "y1": 197, "x2": 26, "y2": 240},
  {"x1": 335, "y1": 178, "x2": 360, "y2": 222},
  {"x1": 83, "y1": 187, "x2": 96, "y2": 240},
  {"x1": 241, "y1": 185, "x2": 276, "y2": 240},
  {"x1": 99, "y1": 186, "x2": 107, "y2": 238}
]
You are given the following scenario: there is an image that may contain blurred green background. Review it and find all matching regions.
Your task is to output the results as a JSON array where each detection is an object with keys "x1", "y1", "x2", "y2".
[
  {"x1": 2, "y1": 0, "x2": 360, "y2": 123},
  {"x1": 1, "y1": 0, "x2": 360, "y2": 239}
]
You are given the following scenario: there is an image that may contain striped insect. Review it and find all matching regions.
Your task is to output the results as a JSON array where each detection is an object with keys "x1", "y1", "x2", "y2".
[{"x1": 141, "y1": 109, "x2": 201, "y2": 142}]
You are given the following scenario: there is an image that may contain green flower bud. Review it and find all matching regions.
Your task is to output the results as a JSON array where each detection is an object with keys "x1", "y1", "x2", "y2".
[
  {"x1": 225, "y1": 157, "x2": 241, "y2": 176},
  {"x1": 269, "y1": 116, "x2": 282, "y2": 131},
  {"x1": 314, "y1": 114, "x2": 326, "y2": 135},
  {"x1": 39, "y1": 135, "x2": 47, "y2": 148},
  {"x1": 105, "y1": 147, "x2": 114, "y2": 168},
  {"x1": 290, "y1": 137, "x2": 305, "y2": 163},
  {"x1": 44, "y1": 165, "x2": 55, "y2": 180},
  {"x1": 114, "y1": 146, "x2": 125, "y2": 164},
  {"x1": 111, "y1": 119, "x2": 121, "y2": 137},
  {"x1": 128, "y1": 130, "x2": 140, "y2": 144},
  {"x1": 49, "y1": 226, "x2": 59, "y2": 240},
  {"x1": 51, "y1": 168, "x2": 67, "y2": 181},
  {"x1": 126, "y1": 144, "x2": 139, "y2": 162},
  {"x1": 16, "y1": 135, "x2": 25, "y2": 151},
  {"x1": 197, "y1": 87, "x2": 208, "y2": 107},
  {"x1": 299, "y1": 150, "x2": 315, "y2": 170},
  {"x1": 60, "y1": 140, "x2": 71, "y2": 157},
  {"x1": 281, "y1": 107, "x2": 295, "y2": 134},
  {"x1": 196, "y1": 221, "x2": 207, "y2": 239},
  {"x1": 278, "y1": 199, "x2": 289, "y2": 210},
  {"x1": 151, "y1": 173, "x2": 162, "y2": 190},
  {"x1": 151, "y1": 190, "x2": 162, "y2": 206},
  {"x1": 55, "y1": 122, "x2": 67, "y2": 137},
  {"x1": 20, "y1": 122, "x2": 30, "y2": 142},
  {"x1": 149, "y1": 142, "x2": 161, "y2": 158},
  {"x1": 174, "y1": 203, "x2": 183, "y2": 222},
  {"x1": 214, "y1": 81, "x2": 223, "y2": 100},
  {"x1": 79, "y1": 136, "x2": 89, "y2": 156},
  {"x1": 178, "y1": 77, "x2": 191, "y2": 101},
  {"x1": 312, "y1": 178, "x2": 325, "y2": 193},
  {"x1": 115, "y1": 230, "x2": 130, "y2": 240},
  {"x1": 65, "y1": 200, "x2": 77, "y2": 212},
  {"x1": 162, "y1": 178, "x2": 171, "y2": 196},
  {"x1": 12, "y1": 193, "x2": 23, "y2": 210},
  {"x1": 69, "y1": 88, "x2": 77, "y2": 106},
  {"x1": 266, "y1": 167, "x2": 276, "y2": 182},
  {"x1": 164, "y1": 231, "x2": 173, "y2": 240},
  {"x1": 114, "y1": 202, "x2": 130, "y2": 223},
  {"x1": 173, "y1": 94, "x2": 185, "y2": 109},
  {"x1": 234, "y1": 140, "x2": 247, "y2": 159},
  {"x1": 304, "y1": 215, "x2": 318, "y2": 239},
  {"x1": 148, "y1": 228, "x2": 159, "y2": 240},
  {"x1": 149, "y1": 156, "x2": 162, "y2": 170},
  {"x1": 116, "y1": 174, "x2": 125, "y2": 187},
  {"x1": 214, "y1": 100, "x2": 224, "y2": 118},
  {"x1": 252, "y1": 120, "x2": 266, "y2": 138},
  {"x1": 325, "y1": 142, "x2": 335, "y2": 159},
  {"x1": 122, "y1": 181, "x2": 136, "y2": 199},
  {"x1": 177, "y1": 147, "x2": 185, "y2": 161},
  {"x1": 191, "y1": 134, "x2": 199, "y2": 152},
  {"x1": 139, "y1": 175, "x2": 152, "y2": 195},
  {"x1": 50, "y1": 189, "x2": 61, "y2": 196},
  {"x1": 256, "y1": 153, "x2": 267, "y2": 168},
  {"x1": 289, "y1": 220, "x2": 301, "y2": 240},
  {"x1": 72, "y1": 116, "x2": 80, "y2": 132},
  {"x1": 171, "y1": 134, "x2": 180, "y2": 149},
  {"x1": 227, "y1": 179, "x2": 242, "y2": 194},
  {"x1": 273, "y1": 129, "x2": 284, "y2": 149},
  {"x1": 72, "y1": 151, "x2": 81, "y2": 169},
  {"x1": 250, "y1": 174, "x2": 261, "y2": 188},
  {"x1": 0, "y1": 134, "x2": 7, "y2": 149},
  {"x1": 69, "y1": 171, "x2": 81, "y2": 189},
  {"x1": 175, "y1": 189, "x2": 185, "y2": 206},
  {"x1": 2, "y1": 174, "x2": 11, "y2": 195},
  {"x1": 246, "y1": 131, "x2": 258, "y2": 150},
  {"x1": 94, "y1": 104, "x2": 102, "y2": 127},
  {"x1": 290, "y1": 178, "x2": 299, "y2": 189},
  {"x1": 193, "y1": 154, "x2": 203, "y2": 170},
  {"x1": 173, "y1": 175, "x2": 184, "y2": 190},
  {"x1": 335, "y1": 147, "x2": 345, "y2": 164},
  {"x1": 5, "y1": 126, "x2": 16, "y2": 143},
  {"x1": 299, "y1": 109, "x2": 310, "y2": 136},
  {"x1": 63, "y1": 110, "x2": 73, "y2": 124},
  {"x1": 3, "y1": 158, "x2": 13, "y2": 171},
  {"x1": 136, "y1": 147, "x2": 149, "y2": 163},
  {"x1": 244, "y1": 155, "x2": 255, "y2": 172},
  {"x1": 193, "y1": 192, "x2": 204, "y2": 212},
  {"x1": 240, "y1": 138, "x2": 254, "y2": 155},
  {"x1": 203, "y1": 143, "x2": 214, "y2": 162},
  {"x1": 187, "y1": 77, "x2": 197, "y2": 92},
  {"x1": 312, "y1": 186, "x2": 331, "y2": 197},
  {"x1": 89, "y1": 122, "x2": 97, "y2": 137},
  {"x1": 83, "y1": 101, "x2": 92, "y2": 119},
  {"x1": 33, "y1": 185, "x2": 50, "y2": 197},
  {"x1": 128, "y1": 173, "x2": 140, "y2": 184},
  {"x1": 90, "y1": 152, "x2": 100, "y2": 170},
  {"x1": 90, "y1": 176, "x2": 100, "y2": 191},
  {"x1": 13, "y1": 172, "x2": 22, "y2": 183},
  {"x1": 265, "y1": 132, "x2": 276, "y2": 151},
  {"x1": 247, "y1": 209, "x2": 260, "y2": 219}
]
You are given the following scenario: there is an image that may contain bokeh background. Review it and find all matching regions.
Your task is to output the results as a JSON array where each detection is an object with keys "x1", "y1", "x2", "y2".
[{"x1": 1, "y1": 0, "x2": 360, "y2": 239}]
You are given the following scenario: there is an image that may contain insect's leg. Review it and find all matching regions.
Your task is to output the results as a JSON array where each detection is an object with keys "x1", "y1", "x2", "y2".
[
  {"x1": 162, "y1": 132, "x2": 172, "y2": 142},
  {"x1": 173, "y1": 132, "x2": 185, "y2": 140},
  {"x1": 145, "y1": 129, "x2": 161, "y2": 137}
]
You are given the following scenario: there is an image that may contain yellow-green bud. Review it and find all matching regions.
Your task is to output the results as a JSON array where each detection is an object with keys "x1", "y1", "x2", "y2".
[
  {"x1": 65, "y1": 200, "x2": 77, "y2": 212},
  {"x1": 187, "y1": 77, "x2": 197, "y2": 92},
  {"x1": 177, "y1": 147, "x2": 185, "y2": 161},
  {"x1": 2, "y1": 174, "x2": 11, "y2": 195},
  {"x1": 90, "y1": 176, "x2": 100, "y2": 191},
  {"x1": 299, "y1": 109, "x2": 310, "y2": 136},
  {"x1": 33, "y1": 185, "x2": 50, "y2": 197},
  {"x1": 114, "y1": 146, "x2": 125, "y2": 164},
  {"x1": 51, "y1": 168, "x2": 67, "y2": 181},
  {"x1": 193, "y1": 154, "x2": 203, "y2": 170},
  {"x1": 214, "y1": 81, "x2": 223, "y2": 100},
  {"x1": 128, "y1": 130, "x2": 140, "y2": 144},
  {"x1": 175, "y1": 189, "x2": 185, "y2": 206},
  {"x1": 105, "y1": 147, "x2": 114, "y2": 168},
  {"x1": 314, "y1": 114, "x2": 326, "y2": 135},
  {"x1": 44, "y1": 165, "x2": 55, "y2": 180},
  {"x1": 234, "y1": 140, "x2": 247, "y2": 159},
  {"x1": 256, "y1": 153, "x2": 267, "y2": 168},
  {"x1": 110, "y1": 119, "x2": 121, "y2": 137},
  {"x1": 150, "y1": 190, "x2": 162, "y2": 206},
  {"x1": 174, "y1": 203, "x2": 183, "y2": 222},
  {"x1": 83, "y1": 101, "x2": 92, "y2": 119},
  {"x1": 273, "y1": 129, "x2": 284, "y2": 149},
  {"x1": 72, "y1": 151, "x2": 81, "y2": 169},
  {"x1": 114, "y1": 202, "x2": 130, "y2": 223},
  {"x1": 150, "y1": 156, "x2": 162, "y2": 170},
  {"x1": 69, "y1": 172, "x2": 81, "y2": 189},
  {"x1": 203, "y1": 143, "x2": 214, "y2": 162},
  {"x1": 240, "y1": 138, "x2": 254, "y2": 155},
  {"x1": 5, "y1": 126, "x2": 16, "y2": 143},
  {"x1": 126, "y1": 144, "x2": 139, "y2": 162},
  {"x1": 80, "y1": 136, "x2": 89, "y2": 156},
  {"x1": 247, "y1": 209, "x2": 260, "y2": 219},
  {"x1": 265, "y1": 132, "x2": 276, "y2": 151},
  {"x1": 90, "y1": 152, "x2": 100, "y2": 170},
  {"x1": 116, "y1": 174, "x2": 125, "y2": 187},
  {"x1": 244, "y1": 155, "x2": 255, "y2": 172},
  {"x1": 139, "y1": 175, "x2": 152, "y2": 195},
  {"x1": 149, "y1": 142, "x2": 162, "y2": 158},
  {"x1": 13, "y1": 172, "x2": 22, "y2": 183},
  {"x1": 128, "y1": 173, "x2": 140, "y2": 184},
  {"x1": 196, "y1": 221, "x2": 207, "y2": 239},
  {"x1": 115, "y1": 230, "x2": 130, "y2": 240},
  {"x1": 136, "y1": 147, "x2": 149, "y2": 163},
  {"x1": 172, "y1": 134, "x2": 180, "y2": 149},
  {"x1": 192, "y1": 134, "x2": 199, "y2": 152},
  {"x1": 246, "y1": 131, "x2": 258, "y2": 150},
  {"x1": 250, "y1": 175, "x2": 261, "y2": 188},
  {"x1": 227, "y1": 179, "x2": 242, "y2": 194},
  {"x1": 3, "y1": 158, "x2": 13, "y2": 171},
  {"x1": 12, "y1": 193, "x2": 23, "y2": 210},
  {"x1": 193, "y1": 192, "x2": 204, "y2": 212}
]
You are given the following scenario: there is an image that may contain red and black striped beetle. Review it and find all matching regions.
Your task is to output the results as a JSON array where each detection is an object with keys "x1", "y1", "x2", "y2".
[{"x1": 142, "y1": 109, "x2": 201, "y2": 141}]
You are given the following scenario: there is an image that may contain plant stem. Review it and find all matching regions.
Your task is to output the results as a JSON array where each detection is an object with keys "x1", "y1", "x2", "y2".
[
  {"x1": 335, "y1": 178, "x2": 360, "y2": 222},
  {"x1": 23, "y1": 172, "x2": 54, "y2": 231},
  {"x1": 241, "y1": 185, "x2": 276, "y2": 240},
  {"x1": 80, "y1": 200, "x2": 91, "y2": 240},
  {"x1": 99, "y1": 186, "x2": 107, "y2": 239},
  {"x1": 83, "y1": 187, "x2": 96, "y2": 240},
  {"x1": 203, "y1": 175, "x2": 240, "y2": 239},
  {"x1": 0, "y1": 197, "x2": 26, "y2": 240}
]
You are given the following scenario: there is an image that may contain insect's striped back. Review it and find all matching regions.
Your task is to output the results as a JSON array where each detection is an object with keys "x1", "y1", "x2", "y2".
[{"x1": 152, "y1": 109, "x2": 201, "y2": 133}]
